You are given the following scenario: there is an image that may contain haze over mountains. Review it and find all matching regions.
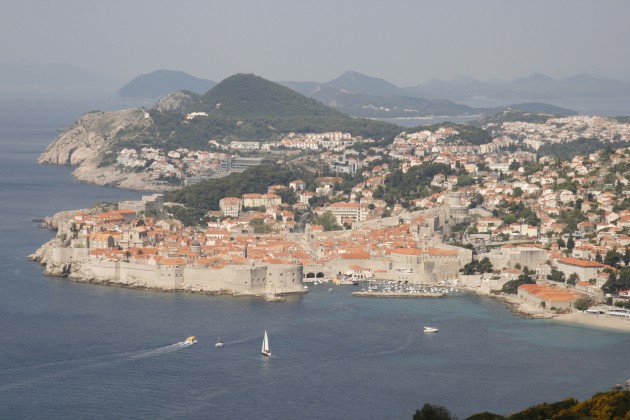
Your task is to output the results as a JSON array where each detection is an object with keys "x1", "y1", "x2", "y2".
[
  {"x1": 113, "y1": 69, "x2": 576, "y2": 118},
  {"x1": 8, "y1": 62, "x2": 630, "y2": 118},
  {"x1": 3, "y1": 62, "x2": 629, "y2": 101},
  {"x1": 117, "y1": 70, "x2": 216, "y2": 99},
  {"x1": 405, "y1": 72, "x2": 630, "y2": 100},
  {"x1": 0, "y1": 62, "x2": 121, "y2": 88}
]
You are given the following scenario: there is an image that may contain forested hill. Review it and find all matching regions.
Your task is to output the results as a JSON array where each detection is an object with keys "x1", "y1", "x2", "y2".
[
  {"x1": 164, "y1": 163, "x2": 311, "y2": 211},
  {"x1": 200, "y1": 73, "x2": 344, "y2": 119},
  {"x1": 163, "y1": 163, "x2": 316, "y2": 225},
  {"x1": 149, "y1": 73, "x2": 403, "y2": 147}
]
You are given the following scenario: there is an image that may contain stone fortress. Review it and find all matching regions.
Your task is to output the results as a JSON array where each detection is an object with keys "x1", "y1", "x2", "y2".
[{"x1": 31, "y1": 191, "x2": 473, "y2": 299}]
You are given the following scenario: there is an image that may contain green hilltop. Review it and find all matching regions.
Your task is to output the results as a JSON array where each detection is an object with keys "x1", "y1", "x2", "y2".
[
  {"x1": 200, "y1": 73, "x2": 343, "y2": 119},
  {"x1": 148, "y1": 73, "x2": 403, "y2": 150}
]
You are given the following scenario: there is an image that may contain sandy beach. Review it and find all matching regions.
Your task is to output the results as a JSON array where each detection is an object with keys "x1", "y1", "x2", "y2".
[
  {"x1": 464, "y1": 287, "x2": 630, "y2": 333},
  {"x1": 553, "y1": 311, "x2": 630, "y2": 332}
]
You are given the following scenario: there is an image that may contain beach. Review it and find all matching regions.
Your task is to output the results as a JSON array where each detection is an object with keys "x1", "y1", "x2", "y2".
[
  {"x1": 553, "y1": 311, "x2": 630, "y2": 332},
  {"x1": 465, "y1": 287, "x2": 630, "y2": 332}
]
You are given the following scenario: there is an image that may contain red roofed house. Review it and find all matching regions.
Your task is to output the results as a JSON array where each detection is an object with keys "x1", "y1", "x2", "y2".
[
  {"x1": 518, "y1": 283, "x2": 586, "y2": 310},
  {"x1": 556, "y1": 257, "x2": 607, "y2": 285}
]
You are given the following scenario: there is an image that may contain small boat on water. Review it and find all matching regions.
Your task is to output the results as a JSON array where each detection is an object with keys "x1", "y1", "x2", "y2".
[
  {"x1": 215, "y1": 328, "x2": 224, "y2": 348},
  {"x1": 423, "y1": 327, "x2": 439, "y2": 333},
  {"x1": 261, "y1": 330, "x2": 271, "y2": 356},
  {"x1": 185, "y1": 336, "x2": 197, "y2": 344}
]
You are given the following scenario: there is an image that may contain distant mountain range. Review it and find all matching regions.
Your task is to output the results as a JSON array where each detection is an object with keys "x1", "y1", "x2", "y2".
[
  {"x1": 5, "y1": 61, "x2": 606, "y2": 117},
  {"x1": 117, "y1": 70, "x2": 216, "y2": 98},
  {"x1": 278, "y1": 71, "x2": 479, "y2": 118},
  {"x1": 403, "y1": 73, "x2": 630, "y2": 100}
]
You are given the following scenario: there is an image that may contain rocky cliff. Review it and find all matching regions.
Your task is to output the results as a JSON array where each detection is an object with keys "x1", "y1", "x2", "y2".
[
  {"x1": 37, "y1": 92, "x2": 194, "y2": 191},
  {"x1": 39, "y1": 108, "x2": 150, "y2": 166}
]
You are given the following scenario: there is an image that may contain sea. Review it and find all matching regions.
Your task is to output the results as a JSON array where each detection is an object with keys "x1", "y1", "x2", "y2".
[
  {"x1": 379, "y1": 96, "x2": 630, "y2": 127},
  {"x1": 1, "y1": 89, "x2": 630, "y2": 419}
]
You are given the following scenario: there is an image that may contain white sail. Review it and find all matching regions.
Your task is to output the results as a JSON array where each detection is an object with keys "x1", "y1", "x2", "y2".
[{"x1": 262, "y1": 330, "x2": 271, "y2": 356}]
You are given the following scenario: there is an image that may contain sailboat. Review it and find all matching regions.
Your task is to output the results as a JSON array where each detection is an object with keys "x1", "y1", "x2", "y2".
[
  {"x1": 261, "y1": 330, "x2": 271, "y2": 356},
  {"x1": 215, "y1": 327, "x2": 224, "y2": 348}
]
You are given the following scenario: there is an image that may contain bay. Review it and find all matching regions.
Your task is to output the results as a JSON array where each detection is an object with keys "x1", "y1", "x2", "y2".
[{"x1": 1, "y1": 93, "x2": 630, "y2": 419}]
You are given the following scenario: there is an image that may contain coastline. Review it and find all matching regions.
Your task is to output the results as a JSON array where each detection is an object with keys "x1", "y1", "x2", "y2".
[
  {"x1": 465, "y1": 287, "x2": 630, "y2": 332},
  {"x1": 553, "y1": 311, "x2": 630, "y2": 332}
]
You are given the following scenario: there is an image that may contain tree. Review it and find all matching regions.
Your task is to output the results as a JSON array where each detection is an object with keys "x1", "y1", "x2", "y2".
[
  {"x1": 512, "y1": 186, "x2": 523, "y2": 197},
  {"x1": 501, "y1": 271, "x2": 535, "y2": 294},
  {"x1": 603, "y1": 272, "x2": 618, "y2": 294},
  {"x1": 413, "y1": 403, "x2": 455, "y2": 420},
  {"x1": 249, "y1": 218, "x2": 272, "y2": 234},
  {"x1": 276, "y1": 187, "x2": 298, "y2": 205},
  {"x1": 566, "y1": 235, "x2": 575, "y2": 251},
  {"x1": 478, "y1": 257, "x2": 493, "y2": 273},
  {"x1": 468, "y1": 193, "x2": 484, "y2": 209},
  {"x1": 460, "y1": 257, "x2": 494, "y2": 275},
  {"x1": 547, "y1": 268, "x2": 566, "y2": 283},
  {"x1": 624, "y1": 248, "x2": 630, "y2": 266},
  {"x1": 311, "y1": 211, "x2": 341, "y2": 231},
  {"x1": 573, "y1": 296, "x2": 592, "y2": 311},
  {"x1": 557, "y1": 238, "x2": 566, "y2": 248},
  {"x1": 604, "y1": 249, "x2": 623, "y2": 268},
  {"x1": 567, "y1": 273, "x2": 579, "y2": 285}
]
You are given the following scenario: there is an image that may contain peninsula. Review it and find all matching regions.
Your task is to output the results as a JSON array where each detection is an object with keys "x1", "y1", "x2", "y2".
[
  {"x1": 32, "y1": 72, "x2": 630, "y2": 322},
  {"x1": 29, "y1": 190, "x2": 473, "y2": 299}
]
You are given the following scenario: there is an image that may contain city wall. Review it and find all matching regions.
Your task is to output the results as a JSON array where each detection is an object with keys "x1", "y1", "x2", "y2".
[{"x1": 48, "y1": 247, "x2": 304, "y2": 296}]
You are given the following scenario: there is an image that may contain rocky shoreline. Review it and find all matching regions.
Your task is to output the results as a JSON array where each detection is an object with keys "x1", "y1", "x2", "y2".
[
  {"x1": 463, "y1": 286, "x2": 557, "y2": 319},
  {"x1": 37, "y1": 108, "x2": 175, "y2": 192}
]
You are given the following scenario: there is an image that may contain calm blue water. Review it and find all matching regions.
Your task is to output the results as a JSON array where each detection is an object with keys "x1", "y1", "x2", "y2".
[{"x1": 2, "y1": 94, "x2": 630, "y2": 419}]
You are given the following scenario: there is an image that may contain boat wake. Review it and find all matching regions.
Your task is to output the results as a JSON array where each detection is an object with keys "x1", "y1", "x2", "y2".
[
  {"x1": 129, "y1": 341, "x2": 194, "y2": 359},
  {"x1": 0, "y1": 340, "x2": 195, "y2": 391}
]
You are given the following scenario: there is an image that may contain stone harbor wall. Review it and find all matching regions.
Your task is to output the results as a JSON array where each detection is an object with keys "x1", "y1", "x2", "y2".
[{"x1": 32, "y1": 241, "x2": 305, "y2": 297}]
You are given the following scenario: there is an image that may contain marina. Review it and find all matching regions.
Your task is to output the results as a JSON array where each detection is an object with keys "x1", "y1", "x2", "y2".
[
  {"x1": 352, "y1": 291, "x2": 447, "y2": 298},
  {"x1": 352, "y1": 279, "x2": 455, "y2": 298}
]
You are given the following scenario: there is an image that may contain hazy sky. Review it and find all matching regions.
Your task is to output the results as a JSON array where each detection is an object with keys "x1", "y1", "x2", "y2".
[{"x1": 3, "y1": 0, "x2": 630, "y2": 86}]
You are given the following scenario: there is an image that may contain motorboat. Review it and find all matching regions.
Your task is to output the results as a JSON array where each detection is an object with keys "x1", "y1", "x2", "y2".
[
  {"x1": 185, "y1": 336, "x2": 197, "y2": 344},
  {"x1": 423, "y1": 327, "x2": 439, "y2": 333}
]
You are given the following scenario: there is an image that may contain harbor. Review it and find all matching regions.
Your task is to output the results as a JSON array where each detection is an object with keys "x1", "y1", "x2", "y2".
[
  {"x1": 352, "y1": 291, "x2": 447, "y2": 298},
  {"x1": 351, "y1": 279, "x2": 456, "y2": 298}
]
